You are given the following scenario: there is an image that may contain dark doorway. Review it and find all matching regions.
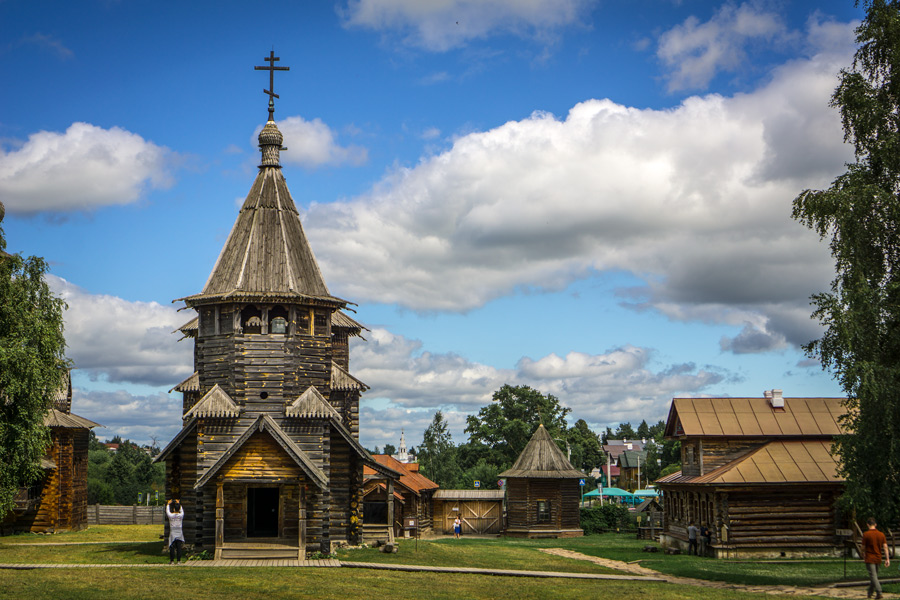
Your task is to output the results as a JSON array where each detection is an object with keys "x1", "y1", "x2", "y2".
[
  {"x1": 363, "y1": 501, "x2": 388, "y2": 524},
  {"x1": 248, "y1": 487, "x2": 279, "y2": 537}
]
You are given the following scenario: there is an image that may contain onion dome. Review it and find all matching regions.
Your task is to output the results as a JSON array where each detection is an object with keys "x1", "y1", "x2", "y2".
[{"x1": 258, "y1": 120, "x2": 284, "y2": 167}]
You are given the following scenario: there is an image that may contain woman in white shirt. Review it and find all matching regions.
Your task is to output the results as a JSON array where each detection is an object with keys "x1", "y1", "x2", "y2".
[{"x1": 166, "y1": 499, "x2": 185, "y2": 564}]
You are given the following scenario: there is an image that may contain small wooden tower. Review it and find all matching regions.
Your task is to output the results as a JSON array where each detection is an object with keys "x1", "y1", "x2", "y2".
[
  {"x1": 156, "y1": 53, "x2": 390, "y2": 558},
  {"x1": 500, "y1": 424, "x2": 585, "y2": 538},
  {"x1": 4, "y1": 372, "x2": 100, "y2": 534}
]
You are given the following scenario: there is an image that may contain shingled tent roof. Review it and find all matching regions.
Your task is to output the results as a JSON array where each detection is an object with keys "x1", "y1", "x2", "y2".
[
  {"x1": 178, "y1": 121, "x2": 346, "y2": 308},
  {"x1": 499, "y1": 424, "x2": 585, "y2": 479}
]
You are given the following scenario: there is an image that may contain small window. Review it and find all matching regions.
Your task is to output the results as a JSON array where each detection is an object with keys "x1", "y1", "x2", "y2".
[
  {"x1": 270, "y1": 317, "x2": 287, "y2": 334},
  {"x1": 536, "y1": 500, "x2": 551, "y2": 523},
  {"x1": 314, "y1": 312, "x2": 328, "y2": 336},
  {"x1": 297, "y1": 312, "x2": 309, "y2": 334}
]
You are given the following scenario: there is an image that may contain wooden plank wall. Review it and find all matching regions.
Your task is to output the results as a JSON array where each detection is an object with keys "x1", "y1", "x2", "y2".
[
  {"x1": 86, "y1": 505, "x2": 166, "y2": 525},
  {"x1": 506, "y1": 478, "x2": 580, "y2": 530},
  {"x1": 725, "y1": 488, "x2": 839, "y2": 545}
]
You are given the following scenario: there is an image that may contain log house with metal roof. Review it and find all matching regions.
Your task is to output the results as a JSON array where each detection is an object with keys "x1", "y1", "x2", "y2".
[{"x1": 657, "y1": 390, "x2": 846, "y2": 558}]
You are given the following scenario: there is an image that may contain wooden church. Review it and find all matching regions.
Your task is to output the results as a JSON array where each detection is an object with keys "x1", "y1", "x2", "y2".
[{"x1": 155, "y1": 54, "x2": 394, "y2": 558}]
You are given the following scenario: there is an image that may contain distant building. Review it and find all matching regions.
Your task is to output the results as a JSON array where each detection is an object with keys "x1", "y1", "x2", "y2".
[
  {"x1": 3, "y1": 372, "x2": 100, "y2": 534},
  {"x1": 362, "y1": 455, "x2": 438, "y2": 539},
  {"x1": 618, "y1": 449, "x2": 649, "y2": 491},
  {"x1": 391, "y1": 430, "x2": 416, "y2": 464},
  {"x1": 602, "y1": 439, "x2": 645, "y2": 465}
]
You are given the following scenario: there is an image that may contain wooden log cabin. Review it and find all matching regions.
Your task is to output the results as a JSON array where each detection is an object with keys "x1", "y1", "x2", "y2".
[
  {"x1": 155, "y1": 68, "x2": 394, "y2": 558},
  {"x1": 657, "y1": 390, "x2": 846, "y2": 558},
  {"x1": 362, "y1": 455, "x2": 438, "y2": 539},
  {"x1": 500, "y1": 424, "x2": 586, "y2": 538},
  {"x1": 3, "y1": 372, "x2": 100, "y2": 534}
]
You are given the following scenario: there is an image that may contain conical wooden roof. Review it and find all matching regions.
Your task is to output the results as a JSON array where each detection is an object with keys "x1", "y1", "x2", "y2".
[
  {"x1": 179, "y1": 121, "x2": 345, "y2": 307},
  {"x1": 499, "y1": 424, "x2": 585, "y2": 479}
]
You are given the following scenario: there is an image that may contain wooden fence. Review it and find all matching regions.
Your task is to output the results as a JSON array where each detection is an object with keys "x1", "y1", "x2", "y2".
[{"x1": 87, "y1": 504, "x2": 165, "y2": 525}]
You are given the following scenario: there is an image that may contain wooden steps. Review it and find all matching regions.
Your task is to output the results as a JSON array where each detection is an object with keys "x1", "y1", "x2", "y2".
[{"x1": 219, "y1": 538, "x2": 301, "y2": 560}]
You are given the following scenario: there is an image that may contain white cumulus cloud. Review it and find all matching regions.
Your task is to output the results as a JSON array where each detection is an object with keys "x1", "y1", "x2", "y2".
[
  {"x1": 341, "y1": 0, "x2": 596, "y2": 51},
  {"x1": 0, "y1": 122, "x2": 175, "y2": 214},
  {"x1": 304, "y1": 21, "x2": 855, "y2": 353}
]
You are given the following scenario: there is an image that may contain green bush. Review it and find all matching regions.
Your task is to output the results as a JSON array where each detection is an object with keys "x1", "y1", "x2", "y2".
[{"x1": 580, "y1": 504, "x2": 630, "y2": 534}]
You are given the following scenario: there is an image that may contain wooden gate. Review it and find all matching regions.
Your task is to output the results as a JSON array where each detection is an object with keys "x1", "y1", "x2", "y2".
[{"x1": 443, "y1": 500, "x2": 502, "y2": 534}]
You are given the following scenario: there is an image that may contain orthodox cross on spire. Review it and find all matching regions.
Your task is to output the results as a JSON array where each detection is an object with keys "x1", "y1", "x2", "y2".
[{"x1": 254, "y1": 50, "x2": 290, "y2": 121}]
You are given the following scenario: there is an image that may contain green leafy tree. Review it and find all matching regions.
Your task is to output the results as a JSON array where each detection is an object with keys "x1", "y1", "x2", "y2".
[
  {"x1": 614, "y1": 422, "x2": 636, "y2": 440},
  {"x1": 792, "y1": 0, "x2": 900, "y2": 526},
  {"x1": 465, "y1": 384, "x2": 570, "y2": 468},
  {"x1": 567, "y1": 419, "x2": 604, "y2": 472},
  {"x1": 463, "y1": 458, "x2": 501, "y2": 490},
  {"x1": 419, "y1": 411, "x2": 462, "y2": 488},
  {"x1": 382, "y1": 444, "x2": 396, "y2": 456},
  {"x1": 0, "y1": 215, "x2": 68, "y2": 514},
  {"x1": 636, "y1": 420, "x2": 651, "y2": 440}
]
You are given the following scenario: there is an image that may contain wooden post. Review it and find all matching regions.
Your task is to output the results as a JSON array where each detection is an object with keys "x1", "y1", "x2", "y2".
[
  {"x1": 299, "y1": 483, "x2": 307, "y2": 560},
  {"x1": 214, "y1": 481, "x2": 224, "y2": 560},
  {"x1": 387, "y1": 478, "x2": 395, "y2": 543}
]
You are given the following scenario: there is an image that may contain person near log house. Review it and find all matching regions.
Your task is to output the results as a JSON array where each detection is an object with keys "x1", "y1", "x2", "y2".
[
  {"x1": 863, "y1": 517, "x2": 890, "y2": 599},
  {"x1": 699, "y1": 522, "x2": 711, "y2": 557},
  {"x1": 687, "y1": 522, "x2": 699, "y2": 556},
  {"x1": 454, "y1": 516, "x2": 462, "y2": 539},
  {"x1": 166, "y1": 499, "x2": 185, "y2": 564}
]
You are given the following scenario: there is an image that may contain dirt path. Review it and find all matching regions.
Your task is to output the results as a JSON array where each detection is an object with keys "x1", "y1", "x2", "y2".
[{"x1": 540, "y1": 548, "x2": 891, "y2": 599}]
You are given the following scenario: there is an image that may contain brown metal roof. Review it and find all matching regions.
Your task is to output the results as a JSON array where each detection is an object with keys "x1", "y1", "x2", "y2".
[
  {"x1": 656, "y1": 441, "x2": 843, "y2": 488},
  {"x1": 499, "y1": 424, "x2": 585, "y2": 479},
  {"x1": 363, "y1": 455, "x2": 439, "y2": 495},
  {"x1": 179, "y1": 154, "x2": 345, "y2": 307},
  {"x1": 665, "y1": 397, "x2": 846, "y2": 438}
]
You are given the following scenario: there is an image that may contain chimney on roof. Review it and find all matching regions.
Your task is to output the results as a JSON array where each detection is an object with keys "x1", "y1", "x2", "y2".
[{"x1": 766, "y1": 389, "x2": 784, "y2": 409}]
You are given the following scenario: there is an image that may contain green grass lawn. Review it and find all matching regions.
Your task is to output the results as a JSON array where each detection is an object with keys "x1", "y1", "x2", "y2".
[
  {"x1": 0, "y1": 567, "x2": 821, "y2": 600},
  {"x1": 1, "y1": 525, "x2": 895, "y2": 599}
]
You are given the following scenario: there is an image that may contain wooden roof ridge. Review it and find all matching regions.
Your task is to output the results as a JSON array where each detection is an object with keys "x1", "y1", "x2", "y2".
[
  {"x1": 499, "y1": 424, "x2": 585, "y2": 479},
  {"x1": 286, "y1": 386, "x2": 341, "y2": 420},
  {"x1": 170, "y1": 371, "x2": 199, "y2": 394},
  {"x1": 180, "y1": 166, "x2": 344, "y2": 307},
  {"x1": 331, "y1": 362, "x2": 369, "y2": 392},
  {"x1": 195, "y1": 413, "x2": 328, "y2": 489},
  {"x1": 183, "y1": 384, "x2": 241, "y2": 420},
  {"x1": 44, "y1": 408, "x2": 101, "y2": 429}
]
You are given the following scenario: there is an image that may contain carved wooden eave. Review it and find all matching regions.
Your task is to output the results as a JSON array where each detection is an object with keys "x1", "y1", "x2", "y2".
[
  {"x1": 330, "y1": 362, "x2": 369, "y2": 392},
  {"x1": 194, "y1": 414, "x2": 328, "y2": 489},
  {"x1": 285, "y1": 386, "x2": 341, "y2": 420},
  {"x1": 177, "y1": 159, "x2": 346, "y2": 309},
  {"x1": 173, "y1": 316, "x2": 198, "y2": 340},
  {"x1": 170, "y1": 372, "x2": 199, "y2": 394},
  {"x1": 332, "y1": 310, "x2": 368, "y2": 339},
  {"x1": 183, "y1": 384, "x2": 241, "y2": 420}
]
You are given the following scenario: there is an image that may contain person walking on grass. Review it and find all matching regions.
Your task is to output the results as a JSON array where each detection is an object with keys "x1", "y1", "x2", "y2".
[
  {"x1": 863, "y1": 517, "x2": 890, "y2": 599},
  {"x1": 453, "y1": 516, "x2": 462, "y2": 539},
  {"x1": 687, "y1": 521, "x2": 699, "y2": 556},
  {"x1": 166, "y1": 499, "x2": 185, "y2": 564}
]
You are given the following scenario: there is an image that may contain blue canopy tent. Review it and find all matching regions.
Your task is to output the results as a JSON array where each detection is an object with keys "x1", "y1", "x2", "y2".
[
  {"x1": 634, "y1": 489, "x2": 659, "y2": 498},
  {"x1": 598, "y1": 487, "x2": 639, "y2": 506}
]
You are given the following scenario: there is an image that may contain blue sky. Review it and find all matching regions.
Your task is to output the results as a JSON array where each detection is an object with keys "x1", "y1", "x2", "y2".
[{"x1": 0, "y1": 0, "x2": 863, "y2": 451}]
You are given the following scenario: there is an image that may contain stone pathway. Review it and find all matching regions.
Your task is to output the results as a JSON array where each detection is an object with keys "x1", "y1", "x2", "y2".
[{"x1": 540, "y1": 548, "x2": 894, "y2": 599}]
